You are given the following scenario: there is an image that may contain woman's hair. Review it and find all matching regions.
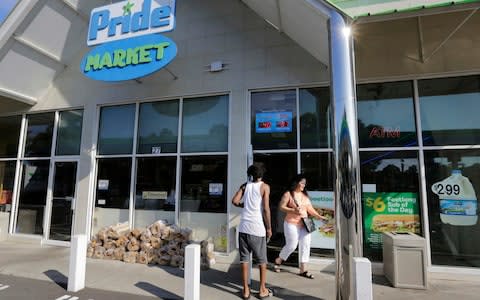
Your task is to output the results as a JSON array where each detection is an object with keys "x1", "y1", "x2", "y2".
[
  {"x1": 288, "y1": 174, "x2": 308, "y2": 196},
  {"x1": 247, "y1": 163, "x2": 266, "y2": 181}
]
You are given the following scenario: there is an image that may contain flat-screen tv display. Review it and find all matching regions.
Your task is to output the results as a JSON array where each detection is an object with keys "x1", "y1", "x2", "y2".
[{"x1": 255, "y1": 111, "x2": 292, "y2": 133}]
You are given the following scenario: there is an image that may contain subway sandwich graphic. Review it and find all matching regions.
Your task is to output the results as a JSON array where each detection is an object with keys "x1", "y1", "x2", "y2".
[{"x1": 371, "y1": 214, "x2": 420, "y2": 233}]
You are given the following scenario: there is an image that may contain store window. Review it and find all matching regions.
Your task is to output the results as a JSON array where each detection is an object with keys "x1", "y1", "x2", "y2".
[
  {"x1": 357, "y1": 81, "x2": 417, "y2": 148},
  {"x1": 94, "y1": 158, "x2": 131, "y2": 232},
  {"x1": 56, "y1": 110, "x2": 83, "y2": 156},
  {"x1": 182, "y1": 95, "x2": 228, "y2": 153},
  {"x1": 179, "y1": 155, "x2": 228, "y2": 251},
  {"x1": 424, "y1": 149, "x2": 480, "y2": 267},
  {"x1": 24, "y1": 113, "x2": 55, "y2": 157},
  {"x1": 0, "y1": 115, "x2": 21, "y2": 158},
  {"x1": 137, "y1": 100, "x2": 179, "y2": 154},
  {"x1": 419, "y1": 75, "x2": 480, "y2": 146},
  {"x1": 15, "y1": 160, "x2": 50, "y2": 235},
  {"x1": 360, "y1": 150, "x2": 421, "y2": 261},
  {"x1": 98, "y1": 104, "x2": 135, "y2": 155},
  {"x1": 251, "y1": 90, "x2": 297, "y2": 150},
  {"x1": 299, "y1": 87, "x2": 332, "y2": 148},
  {"x1": 135, "y1": 157, "x2": 176, "y2": 227},
  {"x1": 0, "y1": 161, "x2": 16, "y2": 213}
]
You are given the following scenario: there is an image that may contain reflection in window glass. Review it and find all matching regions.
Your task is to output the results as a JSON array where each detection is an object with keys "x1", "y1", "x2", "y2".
[
  {"x1": 419, "y1": 75, "x2": 480, "y2": 146},
  {"x1": 299, "y1": 88, "x2": 332, "y2": 148},
  {"x1": 137, "y1": 101, "x2": 179, "y2": 154},
  {"x1": 0, "y1": 161, "x2": 16, "y2": 212},
  {"x1": 180, "y1": 156, "x2": 227, "y2": 213},
  {"x1": 300, "y1": 152, "x2": 334, "y2": 191},
  {"x1": 253, "y1": 153, "x2": 297, "y2": 249},
  {"x1": 24, "y1": 113, "x2": 55, "y2": 157},
  {"x1": 251, "y1": 90, "x2": 297, "y2": 150},
  {"x1": 135, "y1": 157, "x2": 176, "y2": 227},
  {"x1": 15, "y1": 160, "x2": 50, "y2": 235},
  {"x1": 93, "y1": 158, "x2": 131, "y2": 234},
  {"x1": 179, "y1": 156, "x2": 227, "y2": 252},
  {"x1": 360, "y1": 151, "x2": 421, "y2": 261},
  {"x1": 357, "y1": 81, "x2": 417, "y2": 148},
  {"x1": 424, "y1": 149, "x2": 480, "y2": 267},
  {"x1": 56, "y1": 110, "x2": 83, "y2": 156},
  {"x1": 182, "y1": 95, "x2": 228, "y2": 152},
  {"x1": 300, "y1": 152, "x2": 335, "y2": 255},
  {"x1": 0, "y1": 115, "x2": 21, "y2": 158},
  {"x1": 98, "y1": 105, "x2": 135, "y2": 155},
  {"x1": 95, "y1": 158, "x2": 131, "y2": 209}
]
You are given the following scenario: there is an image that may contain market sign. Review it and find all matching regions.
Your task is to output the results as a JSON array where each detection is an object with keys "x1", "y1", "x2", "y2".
[{"x1": 81, "y1": 0, "x2": 177, "y2": 82}]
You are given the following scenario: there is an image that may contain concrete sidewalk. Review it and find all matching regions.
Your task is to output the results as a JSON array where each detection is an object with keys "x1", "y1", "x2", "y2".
[{"x1": 1, "y1": 240, "x2": 480, "y2": 299}]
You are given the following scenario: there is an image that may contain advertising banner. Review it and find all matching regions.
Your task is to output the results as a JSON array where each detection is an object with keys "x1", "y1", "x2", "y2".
[
  {"x1": 309, "y1": 191, "x2": 335, "y2": 249},
  {"x1": 362, "y1": 192, "x2": 420, "y2": 250}
]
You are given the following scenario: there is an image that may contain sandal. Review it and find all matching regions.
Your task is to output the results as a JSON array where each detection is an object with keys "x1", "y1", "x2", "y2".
[
  {"x1": 242, "y1": 288, "x2": 251, "y2": 299},
  {"x1": 299, "y1": 271, "x2": 315, "y2": 279},
  {"x1": 259, "y1": 288, "x2": 273, "y2": 299}
]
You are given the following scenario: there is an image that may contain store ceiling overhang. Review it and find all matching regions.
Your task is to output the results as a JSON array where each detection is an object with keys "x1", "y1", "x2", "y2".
[
  {"x1": 0, "y1": 0, "x2": 110, "y2": 109},
  {"x1": 241, "y1": 0, "x2": 339, "y2": 68},
  {"x1": 1, "y1": 0, "x2": 476, "y2": 110},
  {"x1": 0, "y1": 0, "x2": 344, "y2": 110}
]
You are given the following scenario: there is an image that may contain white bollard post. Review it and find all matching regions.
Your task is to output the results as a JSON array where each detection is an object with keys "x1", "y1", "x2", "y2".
[
  {"x1": 185, "y1": 244, "x2": 201, "y2": 300},
  {"x1": 352, "y1": 257, "x2": 373, "y2": 300},
  {"x1": 68, "y1": 234, "x2": 87, "y2": 292}
]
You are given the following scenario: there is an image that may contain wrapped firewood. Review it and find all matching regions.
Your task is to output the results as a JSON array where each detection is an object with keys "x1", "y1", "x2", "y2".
[
  {"x1": 87, "y1": 246, "x2": 94, "y2": 258},
  {"x1": 150, "y1": 236, "x2": 162, "y2": 248},
  {"x1": 115, "y1": 235, "x2": 129, "y2": 248},
  {"x1": 113, "y1": 247, "x2": 125, "y2": 260},
  {"x1": 97, "y1": 228, "x2": 108, "y2": 241},
  {"x1": 160, "y1": 226, "x2": 174, "y2": 240},
  {"x1": 127, "y1": 237, "x2": 140, "y2": 251},
  {"x1": 123, "y1": 251, "x2": 138, "y2": 263},
  {"x1": 149, "y1": 220, "x2": 167, "y2": 236},
  {"x1": 103, "y1": 239, "x2": 116, "y2": 250},
  {"x1": 181, "y1": 228, "x2": 193, "y2": 241},
  {"x1": 93, "y1": 246, "x2": 106, "y2": 259},
  {"x1": 140, "y1": 241, "x2": 152, "y2": 251},
  {"x1": 104, "y1": 248, "x2": 115, "y2": 260},
  {"x1": 106, "y1": 222, "x2": 130, "y2": 239},
  {"x1": 170, "y1": 255, "x2": 183, "y2": 267},
  {"x1": 89, "y1": 238, "x2": 102, "y2": 248},
  {"x1": 137, "y1": 251, "x2": 149, "y2": 264},
  {"x1": 140, "y1": 228, "x2": 152, "y2": 242},
  {"x1": 156, "y1": 255, "x2": 171, "y2": 265},
  {"x1": 128, "y1": 228, "x2": 142, "y2": 239}
]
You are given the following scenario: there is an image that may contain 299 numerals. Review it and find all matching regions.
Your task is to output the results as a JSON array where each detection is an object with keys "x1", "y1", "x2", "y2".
[{"x1": 434, "y1": 184, "x2": 461, "y2": 195}]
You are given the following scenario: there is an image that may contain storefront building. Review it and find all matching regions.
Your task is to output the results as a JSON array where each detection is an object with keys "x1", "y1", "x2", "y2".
[{"x1": 0, "y1": 0, "x2": 480, "y2": 274}]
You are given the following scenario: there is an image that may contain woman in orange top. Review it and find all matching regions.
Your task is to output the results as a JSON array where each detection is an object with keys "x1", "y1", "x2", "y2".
[{"x1": 273, "y1": 174, "x2": 326, "y2": 279}]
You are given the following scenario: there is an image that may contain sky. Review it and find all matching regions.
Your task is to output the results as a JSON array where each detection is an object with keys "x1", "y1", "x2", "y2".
[{"x1": 0, "y1": 0, "x2": 19, "y2": 25}]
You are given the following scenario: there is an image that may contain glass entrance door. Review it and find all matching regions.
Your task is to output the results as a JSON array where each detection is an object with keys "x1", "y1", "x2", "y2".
[{"x1": 47, "y1": 161, "x2": 77, "y2": 242}]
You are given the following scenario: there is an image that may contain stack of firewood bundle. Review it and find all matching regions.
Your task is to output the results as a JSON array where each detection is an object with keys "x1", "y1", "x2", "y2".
[{"x1": 86, "y1": 220, "x2": 215, "y2": 269}]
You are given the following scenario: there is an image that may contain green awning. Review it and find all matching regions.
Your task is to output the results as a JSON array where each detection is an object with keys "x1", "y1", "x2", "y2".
[{"x1": 326, "y1": 0, "x2": 480, "y2": 18}]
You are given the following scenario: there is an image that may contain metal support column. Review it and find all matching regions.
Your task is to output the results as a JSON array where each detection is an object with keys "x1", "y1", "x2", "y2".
[{"x1": 328, "y1": 10, "x2": 362, "y2": 300}]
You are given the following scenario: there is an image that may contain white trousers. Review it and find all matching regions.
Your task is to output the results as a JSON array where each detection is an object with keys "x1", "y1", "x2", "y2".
[{"x1": 279, "y1": 221, "x2": 311, "y2": 263}]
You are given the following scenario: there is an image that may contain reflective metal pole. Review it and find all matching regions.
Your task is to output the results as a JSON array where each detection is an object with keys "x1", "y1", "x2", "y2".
[{"x1": 328, "y1": 10, "x2": 362, "y2": 300}]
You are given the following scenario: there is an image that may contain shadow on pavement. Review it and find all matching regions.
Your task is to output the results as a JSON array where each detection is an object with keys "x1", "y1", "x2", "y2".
[
  {"x1": 43, "y1": 269, "x2": 67, "y2": 290},
  {"x1": 147, "y1": 263, "x2": 326, "y2": 300},
  {"x1": 135, "y1": 281, "x2": 182, "y2": 299}
]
